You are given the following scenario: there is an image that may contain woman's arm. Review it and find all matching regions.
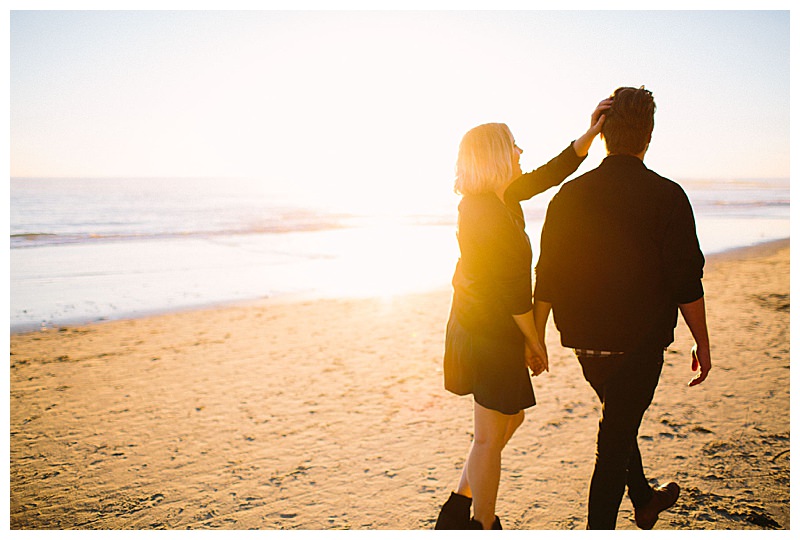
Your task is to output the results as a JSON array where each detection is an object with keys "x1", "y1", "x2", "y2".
[
  {"x1": 504, "y1": 98, "x2": 612, "y2": 204},
  {"x1": 572, "y1": 98, "x2": 612, "y2": 157}
]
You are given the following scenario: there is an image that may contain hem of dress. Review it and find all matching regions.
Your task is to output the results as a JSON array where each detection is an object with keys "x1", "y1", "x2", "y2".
[{"x1": 446, "y1": 389, "x2": 535, "y2": 416}]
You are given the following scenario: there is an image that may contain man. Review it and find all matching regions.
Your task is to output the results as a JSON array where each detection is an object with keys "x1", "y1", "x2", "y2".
[{"x1": 532, "y1": 86, "x2": 711, "y2": 530}]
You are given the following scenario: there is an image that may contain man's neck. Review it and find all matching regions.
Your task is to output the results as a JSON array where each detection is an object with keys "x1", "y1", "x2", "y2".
[
  {"x1": 606, "y1": 148, "x2": 647, "y2": 161},
  {"x1": 606, "y1": 142, "x2": 648, "y2": 161}
]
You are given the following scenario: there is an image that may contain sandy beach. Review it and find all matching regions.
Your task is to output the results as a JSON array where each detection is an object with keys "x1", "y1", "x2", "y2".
[{"x1": 9, "y1": 239, "x2": 789, "y2": 530}]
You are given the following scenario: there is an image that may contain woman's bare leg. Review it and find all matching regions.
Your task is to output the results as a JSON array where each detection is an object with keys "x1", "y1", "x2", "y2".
[
  {"x1": 455, "y1": 455, "x2": 473, "y2": 499},
  {"x1": 455, "y1": 409, "x2": 524, "y2": 499},
  {"x1": 503, "y1": 409, "x2": 525, "y2": 447},
  {"x1": 466, "y1": 403, "x2": 521, "y2": 529}
]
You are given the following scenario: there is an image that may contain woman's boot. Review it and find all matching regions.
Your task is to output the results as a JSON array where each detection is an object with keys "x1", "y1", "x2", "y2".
[
  {"x1": 469, "y1": 516, "x2": 502, "y2": 530},
  {"x1": 434, "y1": 492, "x2": 472, "y2": 529}
]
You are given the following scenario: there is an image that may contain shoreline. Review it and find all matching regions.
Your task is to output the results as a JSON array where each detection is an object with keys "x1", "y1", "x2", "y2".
[
  {"x1": 9, "y1": 236, "x2": 790, "y2": 336},
  {"x1": 9, "y1": 236, "x2": 790, "y2": 529},
  {"x1": 704, "y1": 237, "x2": 789, "y2": 263}
]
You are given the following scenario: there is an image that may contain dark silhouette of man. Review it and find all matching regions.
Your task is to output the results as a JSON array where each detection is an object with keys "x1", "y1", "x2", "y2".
[{"x1": 532, "y1": 86, "x2": 712, "y2": 530}]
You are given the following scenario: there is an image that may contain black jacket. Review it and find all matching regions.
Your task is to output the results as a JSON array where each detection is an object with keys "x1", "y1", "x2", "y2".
[{"x1": 534, "y1": 154, "x2": 705, "y2": 352}]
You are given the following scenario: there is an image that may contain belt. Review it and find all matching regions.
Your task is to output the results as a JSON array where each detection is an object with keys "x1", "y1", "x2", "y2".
[{"x1": 573, "y1": 348, "x2": 625, "y2": 358}]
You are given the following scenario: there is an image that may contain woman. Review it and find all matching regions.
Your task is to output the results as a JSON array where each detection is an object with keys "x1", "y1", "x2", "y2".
[{"x1": 435, "y1": 100, "x2": 611, "y2": 530}]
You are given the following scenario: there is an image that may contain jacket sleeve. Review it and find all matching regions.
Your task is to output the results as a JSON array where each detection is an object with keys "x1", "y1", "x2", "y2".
[
  {"x1": 661, "y1": 188, "x2": 705, "y2": 304},
  {"x1": 504, "y1": 143, "x2": 585, "y2": 204}
]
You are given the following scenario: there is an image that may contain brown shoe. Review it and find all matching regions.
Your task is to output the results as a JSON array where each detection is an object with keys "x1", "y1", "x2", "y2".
[{"x1": 634, "y1": 482, "x2": 680, "y2": 530}]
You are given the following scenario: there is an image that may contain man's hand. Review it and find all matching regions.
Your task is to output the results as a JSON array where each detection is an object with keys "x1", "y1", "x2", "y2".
[
  {"x1": 679, "y1": 297, "x2": 711, "y2": 387},
  {"x1": 688, "y1": 344, "x2": 711, "y2": 387}
]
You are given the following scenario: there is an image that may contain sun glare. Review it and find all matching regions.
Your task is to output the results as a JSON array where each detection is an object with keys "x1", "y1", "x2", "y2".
[{"x1": 313, "y1": 220, "x2": 458, "y2": 301}]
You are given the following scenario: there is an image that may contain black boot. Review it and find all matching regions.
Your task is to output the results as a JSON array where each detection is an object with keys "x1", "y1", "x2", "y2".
[
  {"x1": 469, "y1": 516, "x2": 502, "y2": 530},
  {"x1": 434, "y1": 492, "x2": 472, "y2": 529}
]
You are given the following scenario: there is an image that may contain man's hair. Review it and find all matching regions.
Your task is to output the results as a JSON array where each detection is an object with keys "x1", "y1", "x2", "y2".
[
  {"x1": 602, "y1": 86, "x2": 656, "y2": 155},
  {"x1": 454, "y1": 123, "x2": 515, "y2": 196}
]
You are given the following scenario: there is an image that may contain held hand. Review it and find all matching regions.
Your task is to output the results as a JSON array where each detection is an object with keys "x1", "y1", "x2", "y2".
[
  {"x1": 688, "y1": 344, "x2": 712, "y2": 387},
  {"x1": 525, "y1": 340, "x2": 549, "y2": 377},
  {"x1": 540, "y1": 339, "x2": 550, "y2": 373}
]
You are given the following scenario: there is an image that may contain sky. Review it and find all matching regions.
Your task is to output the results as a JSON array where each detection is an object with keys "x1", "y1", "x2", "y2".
[{"x1": 8, "y1": 5, "x2": 792, "y2": 212}]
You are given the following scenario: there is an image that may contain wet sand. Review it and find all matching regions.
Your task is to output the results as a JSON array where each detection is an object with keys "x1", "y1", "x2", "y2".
[{"x1": 9, "y1": 239, "x2": 790, "y2": 530}]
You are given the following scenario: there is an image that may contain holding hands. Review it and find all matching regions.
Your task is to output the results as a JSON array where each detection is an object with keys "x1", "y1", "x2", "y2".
[
  {"x1": 512, "y1": 311, "x2": 549, "y2": 377},
  {"x1": 525, "y1": 339, "x2": 549, "y2": 378}
]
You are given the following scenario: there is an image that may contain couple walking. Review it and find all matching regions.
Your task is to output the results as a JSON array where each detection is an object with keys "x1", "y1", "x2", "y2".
[{"x1": 436, "y1": 86, "x2": 712, "y2": 530}]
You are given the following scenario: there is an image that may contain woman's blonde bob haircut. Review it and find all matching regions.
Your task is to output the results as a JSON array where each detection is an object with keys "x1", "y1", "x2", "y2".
[{"x1": 454, "y1": 123, "x2": 515, "y2": 196}]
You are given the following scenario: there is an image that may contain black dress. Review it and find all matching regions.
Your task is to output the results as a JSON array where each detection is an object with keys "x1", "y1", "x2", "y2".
[{"x1": 443, "y1": 143, "x2": 585, "y2": 414}]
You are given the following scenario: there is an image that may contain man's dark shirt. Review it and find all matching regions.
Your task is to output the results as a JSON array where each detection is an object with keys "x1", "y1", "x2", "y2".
[{"x1": 534, "y1": 154, "x2": 705, "y2": 352}]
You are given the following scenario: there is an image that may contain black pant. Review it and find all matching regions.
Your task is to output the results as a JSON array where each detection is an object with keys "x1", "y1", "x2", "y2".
[{"x1": 578, "y1": 348, "x2": 664, "y2": 530}]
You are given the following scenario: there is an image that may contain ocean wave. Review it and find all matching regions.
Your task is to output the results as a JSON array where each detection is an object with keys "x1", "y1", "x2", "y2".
[
  {"x1": 9, "y1": 213, "x2": 460, "y2": 249},
  {"x1": 9, "y1": 175, "x2": 786, "y2": 249},
  {"x1": 10, "y1": 222, "x2": 349, "y2": 249},
  {"x1": 704, "y1": 200, "x2": 789, "y2": 207}
]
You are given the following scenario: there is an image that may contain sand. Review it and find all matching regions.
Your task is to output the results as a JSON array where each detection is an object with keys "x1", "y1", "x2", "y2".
[{"x1": 9, "y1": 239, "x2": 790, "y2": 530}]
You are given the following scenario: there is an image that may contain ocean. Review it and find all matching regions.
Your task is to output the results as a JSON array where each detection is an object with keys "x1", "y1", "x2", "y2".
[{"x1": 9, "y1": 176, "x2": 789, "y2": 332}]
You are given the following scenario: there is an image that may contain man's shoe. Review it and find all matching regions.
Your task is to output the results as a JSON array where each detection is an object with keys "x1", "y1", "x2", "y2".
[{"x1": 634, "y1": 482, "x2": 680, "y2": 530}]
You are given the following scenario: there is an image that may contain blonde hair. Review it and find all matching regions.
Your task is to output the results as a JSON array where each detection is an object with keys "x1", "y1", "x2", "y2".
[{"x1": 454, "y1": 123, "x2": 515, "y2": 195}]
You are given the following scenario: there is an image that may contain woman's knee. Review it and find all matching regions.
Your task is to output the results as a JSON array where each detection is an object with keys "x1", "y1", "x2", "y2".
[
  {"x1": 474, "y1": 404, "x2": 511, "y2": 447},
  {"x1": 474, "y1": 404, "x2": 523, "y2": 449},
  {"x1": 473, "y1": 432, "x2": 506, "y2": 452}
]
